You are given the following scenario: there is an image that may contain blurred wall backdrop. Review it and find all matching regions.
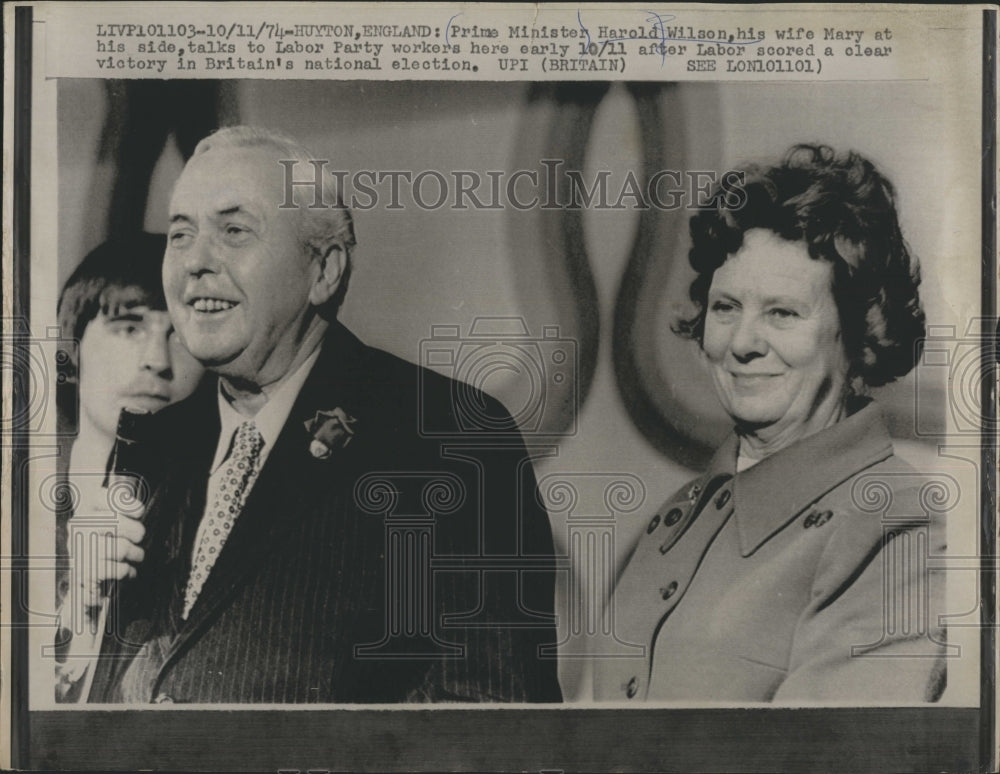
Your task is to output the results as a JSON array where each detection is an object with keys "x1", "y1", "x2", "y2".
[{"x1": 57, "y1": 79, "x2": 964, "y2": 698}]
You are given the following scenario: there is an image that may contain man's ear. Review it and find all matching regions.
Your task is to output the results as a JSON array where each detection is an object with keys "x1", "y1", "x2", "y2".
[{"x1": 309, "y1": 241, "x2": 347, "y2": 306}]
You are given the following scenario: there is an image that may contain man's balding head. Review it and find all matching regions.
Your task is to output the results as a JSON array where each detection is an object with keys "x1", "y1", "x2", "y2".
[
  {"x1": 164, "y1": 127, "x2": 351, "y2": 390},
  {"x1": 190, "y1": 126, "x2": 357, "y2": 313}
]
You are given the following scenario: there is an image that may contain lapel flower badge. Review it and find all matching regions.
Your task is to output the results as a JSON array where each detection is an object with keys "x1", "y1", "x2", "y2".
[{"x1": 304, "y1": 407, "x2": 357, "y2": 460}]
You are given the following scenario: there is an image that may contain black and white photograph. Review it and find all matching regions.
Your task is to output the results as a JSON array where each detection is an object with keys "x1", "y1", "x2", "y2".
[{"x1": 3, "y1": 2, "x2": 996, "y2": 771}]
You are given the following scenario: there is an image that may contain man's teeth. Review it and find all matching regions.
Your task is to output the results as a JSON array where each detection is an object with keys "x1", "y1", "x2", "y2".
[{"x1": 193, "y1": 298, "x2": 237, "y2": 312}]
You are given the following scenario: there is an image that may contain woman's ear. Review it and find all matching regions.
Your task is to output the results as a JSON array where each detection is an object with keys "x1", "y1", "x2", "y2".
[{"x1": 309, "y1": 242, "x2": 347, "y2": 306}]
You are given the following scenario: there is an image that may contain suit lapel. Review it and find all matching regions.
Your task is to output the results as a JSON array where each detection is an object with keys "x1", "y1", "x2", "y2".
[{"x1": 160, "y1": 324, "x2": 375, "y2": 666}]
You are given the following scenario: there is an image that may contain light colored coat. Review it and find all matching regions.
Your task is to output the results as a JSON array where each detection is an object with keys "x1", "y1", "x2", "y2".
[{"x1": 594, "y1": 401, "x2": 947, "y2": 703}]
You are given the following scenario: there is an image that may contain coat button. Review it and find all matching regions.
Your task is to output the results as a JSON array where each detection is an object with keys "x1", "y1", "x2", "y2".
[
  {"x1": 646, "y1": 514, "x2": 661, "y2": 534},
  {"x1": 715, "y1": 489, "x2": 731, "y2": 509},
  {"x1": 660, "y1": 581, "x2": 678, "y2": 600},
  {"x1": 152, "y1": 693, "x2": 173, "y2": 704},
  {"x1": 664, "y1": 508, "x2": 683, "y2": 526},
  {"x1": 626, "y1": 676, "x2": 638, "y2": 698}
]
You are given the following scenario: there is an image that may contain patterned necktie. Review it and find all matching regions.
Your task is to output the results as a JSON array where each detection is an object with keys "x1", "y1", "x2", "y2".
[{"x1": 183, "y1": 420, "x2": 265, "y2": 620}]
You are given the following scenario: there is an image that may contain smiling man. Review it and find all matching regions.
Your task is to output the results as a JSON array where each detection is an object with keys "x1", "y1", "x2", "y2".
[{"x1": 76, "y1": 126, "x2": 561, "y2": 704}]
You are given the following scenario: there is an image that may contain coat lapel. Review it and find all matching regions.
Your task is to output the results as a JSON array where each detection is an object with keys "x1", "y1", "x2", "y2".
[{"x1": 733, "y1": 401, "x2": 894, "y2": 556}]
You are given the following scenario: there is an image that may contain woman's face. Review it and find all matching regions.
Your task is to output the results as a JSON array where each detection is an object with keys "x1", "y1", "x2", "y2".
[{"x1": 702, "y1": 229, "x2": 849, "y2": 443}]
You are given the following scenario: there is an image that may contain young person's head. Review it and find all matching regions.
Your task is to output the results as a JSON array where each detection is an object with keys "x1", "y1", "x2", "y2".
[{"x1": 58, "y1": 233, "x2": 205, "y2": 443}]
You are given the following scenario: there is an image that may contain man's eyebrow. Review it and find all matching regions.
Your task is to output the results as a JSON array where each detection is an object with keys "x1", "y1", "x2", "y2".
[
  {"x1": 168, "y1": 204, "x2": 262, "y2": 223},
  {"x1": 762, "y1": 294, "x2": 809, "y2": 306},
  {"x1": 215, "y1": 204, "x2": 261, "y2": 220}
]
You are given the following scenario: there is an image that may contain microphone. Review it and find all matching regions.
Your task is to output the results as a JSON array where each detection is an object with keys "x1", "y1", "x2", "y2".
[
  {"x1": 99, "y1": 407, "x2": 156, "y2": 595},
  {"x1": 76, "y1": 407, "x2": 156, "y2": 702},
  {"x1": 103, "y1": 407, "x2": 156, "y2": 495}
]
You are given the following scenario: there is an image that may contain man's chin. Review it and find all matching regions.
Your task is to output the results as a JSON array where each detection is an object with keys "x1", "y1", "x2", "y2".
[
  {"x1": 203, "y1": 355, "x2": 268, "y2": 389},
  {"x1": 186, "y1": 347, "x2": 243, "y2": 372}
]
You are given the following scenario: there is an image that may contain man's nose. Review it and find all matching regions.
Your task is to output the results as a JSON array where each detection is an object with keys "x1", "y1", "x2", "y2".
[
  {"x1": 180, "y1": 234, "x2": 220, "y2": 277},
  {"x1": 729, "y1": 313, "x2": 767, "y2": 362}
]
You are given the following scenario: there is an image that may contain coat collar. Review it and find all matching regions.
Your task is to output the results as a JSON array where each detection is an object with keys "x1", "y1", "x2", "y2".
[{"x1": 703, "y1": 400, "x2": 894, "y2": 557}]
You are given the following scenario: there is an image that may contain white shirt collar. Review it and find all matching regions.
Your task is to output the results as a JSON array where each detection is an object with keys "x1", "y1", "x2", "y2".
[{"x1": 211, "y1": 346, "x2": 322, "y2": 472}]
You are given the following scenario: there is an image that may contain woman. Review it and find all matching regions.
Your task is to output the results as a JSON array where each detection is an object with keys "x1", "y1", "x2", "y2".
[{"x1": 594, "y1": 144, "x2": 946, "y2": 703}]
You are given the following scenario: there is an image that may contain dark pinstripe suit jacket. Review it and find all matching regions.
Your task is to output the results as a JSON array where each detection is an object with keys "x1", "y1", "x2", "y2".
[{"x1": 86, "y1": 322, "x2": 562, "y2": 703}]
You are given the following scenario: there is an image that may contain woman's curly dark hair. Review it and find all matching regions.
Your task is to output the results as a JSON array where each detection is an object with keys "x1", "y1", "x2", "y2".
[{"x1": 675, "y1": 143, "x2": 925, "y2": 389}]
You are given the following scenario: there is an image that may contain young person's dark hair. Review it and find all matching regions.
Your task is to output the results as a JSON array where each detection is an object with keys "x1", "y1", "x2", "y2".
[{"x1": 58, "y1": 232, "x2": 170, "y2": 384}]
